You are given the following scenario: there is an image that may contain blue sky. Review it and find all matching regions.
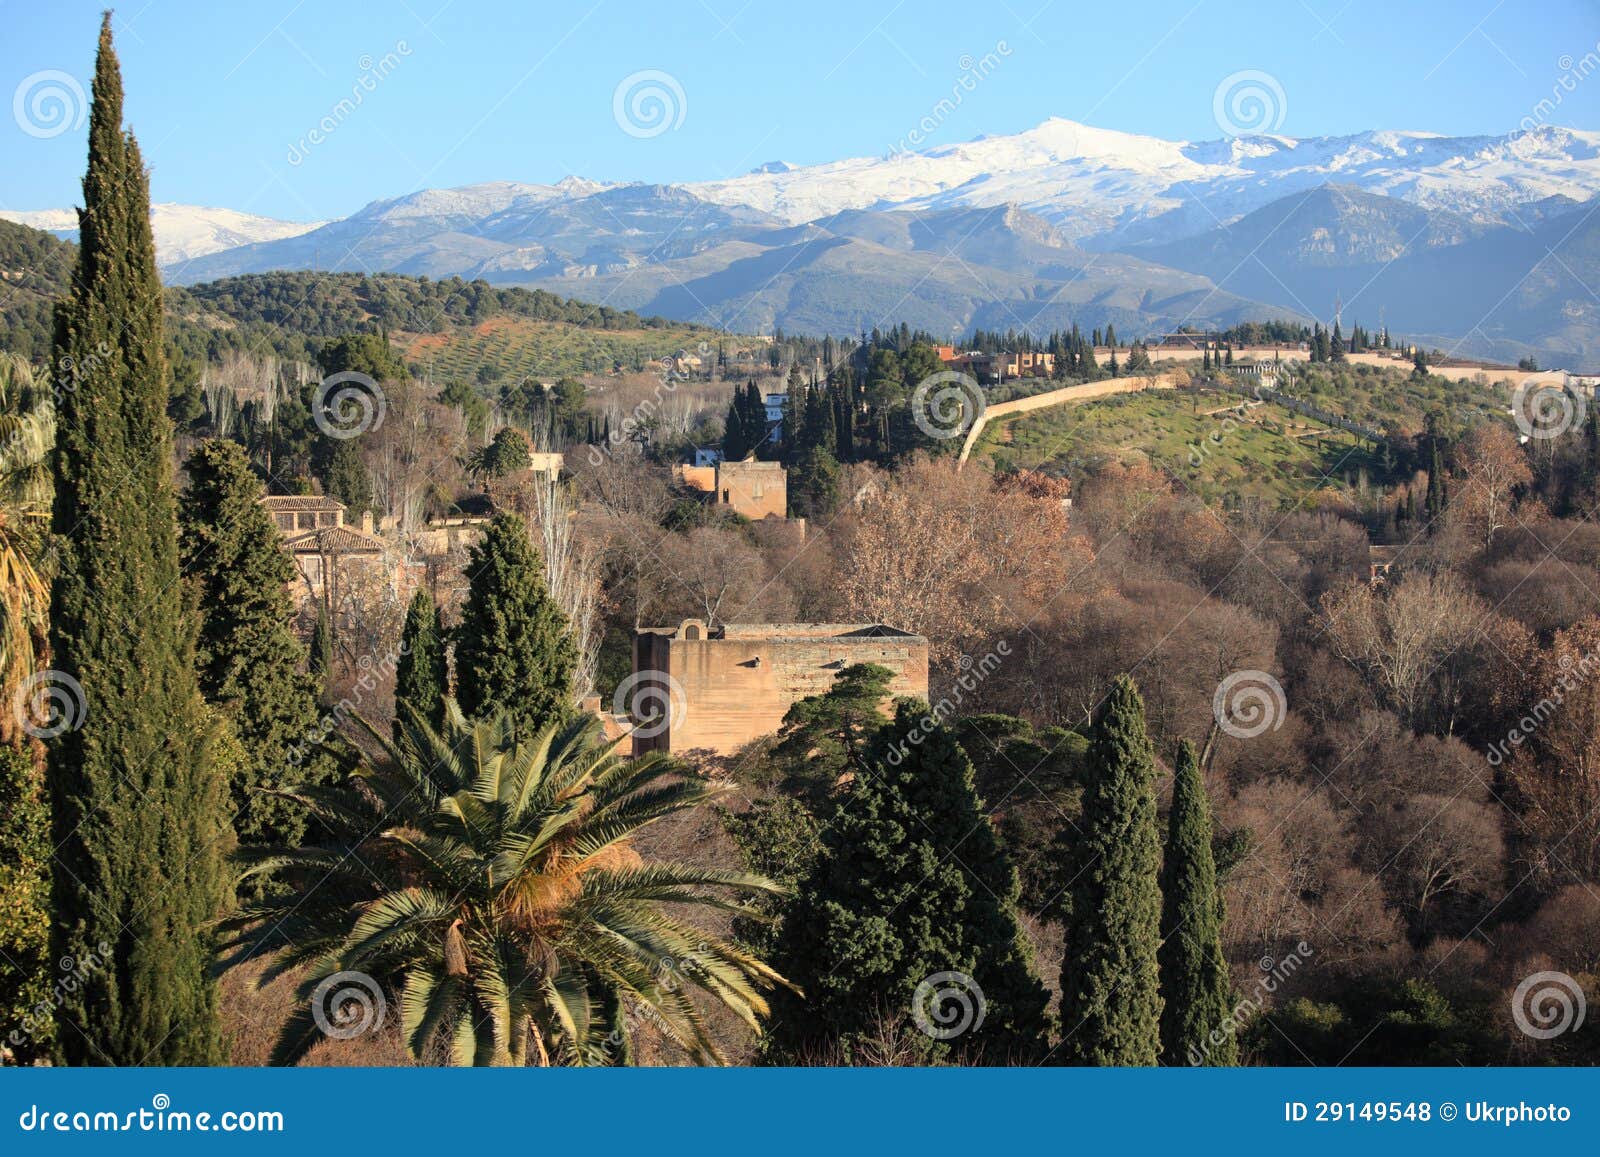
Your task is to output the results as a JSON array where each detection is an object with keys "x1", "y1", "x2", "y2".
[{"x1": 5, "y1": 0, "x2": 1599, "y2": 221}]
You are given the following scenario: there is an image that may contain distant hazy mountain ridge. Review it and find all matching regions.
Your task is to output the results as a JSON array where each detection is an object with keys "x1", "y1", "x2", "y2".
[{"x1": 10, "y1": 118, "x2": 1599, "y2": 365}]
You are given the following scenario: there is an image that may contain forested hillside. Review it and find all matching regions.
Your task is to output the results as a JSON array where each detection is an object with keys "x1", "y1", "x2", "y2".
[{"x1": 0, "y1": 220, "x2": 722, "y2": 380}]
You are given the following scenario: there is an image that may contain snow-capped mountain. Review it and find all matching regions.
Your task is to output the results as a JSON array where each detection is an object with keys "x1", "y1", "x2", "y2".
[
  {"x1": 0, "y1": 203, "x2": 323, "y2": 265},
  {"x1": 19, "y1": 117, "x2": 1598, "y2": 364},
  {"x1": 686, "y1": 118, "x2": 1600, "y2": 246}
]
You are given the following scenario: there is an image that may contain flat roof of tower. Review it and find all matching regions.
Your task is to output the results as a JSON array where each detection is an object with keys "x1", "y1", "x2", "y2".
[{"x1": 635, "y1": 621, "x2": 924, "y2": 643}]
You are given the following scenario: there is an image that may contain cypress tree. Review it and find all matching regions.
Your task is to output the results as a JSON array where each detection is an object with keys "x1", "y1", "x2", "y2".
[
  {"x1": 721, "y1": 395, "x2": 750, "y2": 461},
  {"x1": 320, "y1": 438, "x2": 371, "y2": 515},
  {"x1": 773, "y1": 701, "x2": 1050, "y2": 1061},
  {"x1": 180, "y1": 439, "x2": 334, "y2": 848},
  {"x1": 453, "y1": 512, "x2": 575, "y2": 735},
  {"x1": 394, "y1": 587, "x2": 448, "y2": 732},
  {"x1": 48, "y1": 15, "x2": 228, "y2": 1064},
  {"x1": 1158, "y1": 741, "x2": 1235, "y2": 1065},
  {"x1": 1056, "y1": 675, "x2": 1162, "y2": 1065},
  {"x1": 309, "y1": 600, "x2": 334, "y2": 703}
]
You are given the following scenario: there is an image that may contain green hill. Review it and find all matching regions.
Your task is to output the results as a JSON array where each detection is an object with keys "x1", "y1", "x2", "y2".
[
  {"x1": 979, "y1": 362, "x2": 1508, "y2": 508},
  {"x1": 0, "y1": 219, "x2": 727, "y2": 381}
]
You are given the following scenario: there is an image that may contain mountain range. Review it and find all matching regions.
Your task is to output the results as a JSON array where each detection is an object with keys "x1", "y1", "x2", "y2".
[{"x1": 6, "y1": 118, "x2": 1599, "y2": 366}]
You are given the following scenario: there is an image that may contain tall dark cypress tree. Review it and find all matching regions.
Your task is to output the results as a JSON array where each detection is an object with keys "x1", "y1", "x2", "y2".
[
  {"x1": 394, "y1": 587, "x2": 448, "y2": 733},
  {"x1": 308, "y1": 600, "x2": 334, "y2": 703},
  {"x1": 453, "y1": 512, "x2": 575, "y2": 736},
  {"x1": 1056, "y1": 675, "x2": 1162, "y2": 1065},
  {"x1": 48, "y1": 14, "x2": 228, "y2": 1065},
  {"x1": 180, "y1": 439, "x2": 334, "y2": 849},
  {"x1": 1158, "y1": 740, "x2": 1235, "y2": 1065},
  {"x1": 773, "y1": 701, "x2": 1050, "y2": 1061},
  {"x1": 721, "y1": 395, "x2": 750, "y2": 461}
]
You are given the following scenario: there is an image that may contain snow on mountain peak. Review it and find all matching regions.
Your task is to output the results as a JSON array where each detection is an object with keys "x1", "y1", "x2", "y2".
[
  {"x1": 684, "y1": 117, "x2": 1600, "y2": 242},
  {"x1": 0, "y1": 203, "x2": 322, "y2": 264}
]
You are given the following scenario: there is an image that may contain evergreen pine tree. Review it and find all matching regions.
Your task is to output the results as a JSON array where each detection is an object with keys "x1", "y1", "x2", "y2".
[
  {"x1": 454, "y1": 512, "x2": 575, "y2": 735},
  {"x1": 1158, "y1": 741, "x2": 1235, "y2": 1065},
  {"x1": 1056, "y1": 675, "x2": 1162, "y2": 1065},
  {"x1": 394, "y1": 587, "x2": 448, "y2": 732},
  {"x1": 48, "y1": 14, "x2": 227, "y2": 1064},
  {"x1": 773, "y1": 701, "x2": 1050, "y2": 1061},
  {"x1": 180, "y1": 439, "x2": 335, "y2": 848}
]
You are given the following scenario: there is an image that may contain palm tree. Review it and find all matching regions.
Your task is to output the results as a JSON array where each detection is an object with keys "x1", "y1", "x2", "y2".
[
  {"x1": 220, "y1": 701, "x2": 792, "y2": 1065},
  {"x1": 0, "y1": 354, "x2": 54, "y2": 724}
]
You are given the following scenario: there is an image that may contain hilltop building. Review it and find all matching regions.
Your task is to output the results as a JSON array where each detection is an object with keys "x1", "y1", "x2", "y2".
[
  {"x1": 260, "y1": 494, "x2": 406, "y2": 609},
  {"x1": 630, "y1": 620, "x2": 929, "y2": 756},
  {"x1": 674, "y1": 458, "x2": 788, "y2": 521},
  {"x1": 937, "y1": 349, "x2": 1055, "y2": 383}
]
